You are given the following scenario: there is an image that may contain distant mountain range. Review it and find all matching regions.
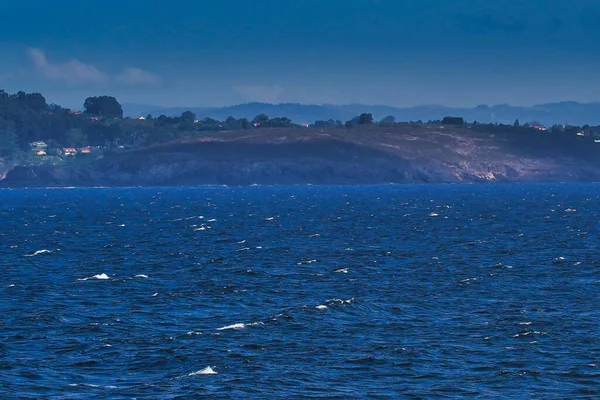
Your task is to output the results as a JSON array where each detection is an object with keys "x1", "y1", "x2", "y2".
[{"x1": 122, "y1": 101, "x2": 600, "y2": 127}]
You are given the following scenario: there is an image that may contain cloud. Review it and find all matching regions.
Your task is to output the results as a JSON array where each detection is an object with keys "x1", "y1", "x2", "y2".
[
  {"x1": 117, "y1": 67, "x2": 161, "y2": 85},
  {"x1": 26, "y1": 48, "x2": 161, "y2": 87},
  {"x1": 233, "y1": 84, "x2": 285, "y2": 103},
  {"x1": 26, "y1": 48, "x2": 109, "y2": 85}
]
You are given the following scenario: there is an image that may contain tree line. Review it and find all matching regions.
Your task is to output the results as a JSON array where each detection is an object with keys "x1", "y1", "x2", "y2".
[{"x1": 1, "y1": 90, "x2": 599, "y2": 160}]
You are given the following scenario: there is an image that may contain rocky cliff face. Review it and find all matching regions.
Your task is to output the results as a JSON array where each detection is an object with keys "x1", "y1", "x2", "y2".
[{"x1": 2, "y1": 127, "x2": 600, "y2": 187}]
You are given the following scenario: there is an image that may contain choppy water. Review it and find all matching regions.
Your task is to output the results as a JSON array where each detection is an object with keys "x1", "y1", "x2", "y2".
[{"x1": 1, "y1": 184, "x2": 600, "y2": 399}]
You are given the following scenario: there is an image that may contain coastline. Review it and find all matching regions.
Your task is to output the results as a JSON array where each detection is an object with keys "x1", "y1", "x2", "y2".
[{"x1": 2, "y1": 126, "x2": 600, "y2": 188}]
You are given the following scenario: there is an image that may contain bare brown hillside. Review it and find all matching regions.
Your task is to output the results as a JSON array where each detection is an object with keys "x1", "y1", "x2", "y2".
[{"x1": 2, "y1": 125, "x2": 600, "y2": 187}]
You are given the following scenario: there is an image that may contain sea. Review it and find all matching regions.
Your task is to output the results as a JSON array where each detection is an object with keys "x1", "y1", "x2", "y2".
[{"x1": 1, "y1": 183, "x2": 599, "y2": 399}]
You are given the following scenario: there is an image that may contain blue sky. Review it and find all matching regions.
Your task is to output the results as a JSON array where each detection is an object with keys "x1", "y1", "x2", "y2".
[{"x1": 1, "y1": 0, "x2": 599, "y2": 108}]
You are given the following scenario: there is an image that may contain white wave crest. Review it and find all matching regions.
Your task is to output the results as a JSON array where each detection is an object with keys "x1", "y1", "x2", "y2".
[
  {"x1": 25, "y1": 249, "x2": 52, "y2": 257},
  {"x1": 217, "y1": 323, "x2": 246, "y2": 331},
  {"x1": 78, "y1": 273, "x2": 110, "y2": 281},
  {"x1": 189, "y1": 366, "x2": 217, "y2": 376},
  {"x1": 135, "y1": 274, "x2": 148, "y2": 279}
]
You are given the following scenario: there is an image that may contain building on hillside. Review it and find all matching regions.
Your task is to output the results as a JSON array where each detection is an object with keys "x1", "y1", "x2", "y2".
[
  {"x1": 30, "y1": 141, "x2": 48, "y2": 150},
  {"x1": 62, "y1": 148, "x2": 78, "y2": 156},
  {"x1": 134, "y1": 116, "x2": 145, "y2": 120},
  {"x1": 80, "y1": 146, "x2": 92, "y2": 154},
  {"x1": 527, "y1": 123, "x2": 547, "y2": 131},
  {"x1": 35, "y1": 150, "x2": 47, "y2": 156}
]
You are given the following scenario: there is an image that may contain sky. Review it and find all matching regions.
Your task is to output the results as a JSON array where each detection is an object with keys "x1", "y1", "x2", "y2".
[{"x1": 1, "y1": 0, "x2": 600, "y2": 109}]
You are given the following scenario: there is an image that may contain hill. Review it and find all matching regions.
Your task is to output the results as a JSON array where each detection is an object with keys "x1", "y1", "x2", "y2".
[
  {"x1": 123, "y1": 101, "x2": 600, "y2": 127},
  {"x1": 3, "y1": 124, "x2": 600, "y2": 187}
]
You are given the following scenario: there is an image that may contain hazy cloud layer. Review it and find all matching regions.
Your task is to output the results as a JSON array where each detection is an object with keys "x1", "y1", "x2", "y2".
[
  {"x1": 27, "y1": 48, "x2": 160, "y2": 87},
  {"x1": 27, "y1": 48, "x2": 109, "y2": 84},
  {"x1": 117, "y1": 67, "x2": 161, "y2": 85},
  {"x1": 233, "y1": 84, "x2": 285, "y2": 103}
]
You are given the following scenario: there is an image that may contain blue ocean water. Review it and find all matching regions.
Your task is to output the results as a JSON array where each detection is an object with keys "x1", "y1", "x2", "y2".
[{"x1": 1, "y1": 184, "x2": 600, "y2": 399}]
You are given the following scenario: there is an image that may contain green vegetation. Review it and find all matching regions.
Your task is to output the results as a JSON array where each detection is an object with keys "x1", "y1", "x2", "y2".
[
  {"x1": 1, "y1": 89, "x2": 600, "y2": 171},
  {"x1": 441, "y1": 116, "x2": 465, "y2": 125},
  {"x1": 84, "y1": 96, "x2": 123, "y2": 118}
]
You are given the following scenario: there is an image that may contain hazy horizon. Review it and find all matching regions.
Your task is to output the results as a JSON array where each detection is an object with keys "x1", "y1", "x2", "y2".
[{"x1": 2, "y1": 0, "x2": 600, "y2": 109}]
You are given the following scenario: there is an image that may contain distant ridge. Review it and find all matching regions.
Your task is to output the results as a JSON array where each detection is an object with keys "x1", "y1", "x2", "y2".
[{"x1": 122, "y1": 101, "x2": 600, "y2": 127}]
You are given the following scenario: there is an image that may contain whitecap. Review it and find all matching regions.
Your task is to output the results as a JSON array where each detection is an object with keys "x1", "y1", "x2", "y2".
[
  {"x1": 68, "y1": 383, "x2": 118, "y2": 389},
  {"x1": 429, "y1": 212, "x2": 439, "y2": 217},
  {"x1": 189, "y1": 366, "x2": 217, "y2": 376},
  {"x1": 135, "y1": 274, "x2": 148, "y2": 279},
  {"x1": 217, "y1": 323, "x2": 246, "y2": 331},
  {"x1": 326, "y1": 298, "x2": 355, "y2": 305},
  {"x1": 334, "y1": 268, "x2": 349, "y2": 273},
  {"x1": 207, "y1": 219, "x2": 217, "y2": 222},
  {"x1": 264, "y1": 217, "x2": 275, "y2": 221},
  {"x1": 152, "y1": 293, "x2": 158, "y2": 297},
  {"x1": 297, "y1": 259, "x2": 317, "y2": 265},
  {"x1": 187, "y1": 331, "x2": 202, "y2": 336},
  {"x1": 78, "y1": 273, "x2": 110, "y2": 281},
  {"x1": 316, "y1": 305, "x2": 328, "y2": 310},
  {"x1": 8, "y1": 284, "x2": 15, "y2": 288},
  {"x1": 25, "y1": 249, "x2": 52, "y2": 257}
]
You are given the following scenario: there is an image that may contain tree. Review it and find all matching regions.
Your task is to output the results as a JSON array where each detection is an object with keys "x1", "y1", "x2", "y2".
[
  {"x1": 180, "y1": 111, "x2": 196, "y2": 123},
  {"x1": 264, "y1": 117, "x2": 293, "y2": 127},
  {"x1": 252, "y1": 114, "x2": 269, "y2": 125},
  {"x1": 223, "y1": 116, "x2": 250, "y2": 130},
  {"x1": 513, "y1": 119, "x2": 520, "y2": 127},
  {"x1": 0, "y1": 129, "x2": 18, "y2": 157},
  {"x1": 380, "y1": 115, "x2": 395, "y2": 124},
  {"x1": 64, "y1": 128, "x2": 88, "y2": 147},
  {"x1": 83, "y1": 96, "x2": 123, "y2": 118},
  {"x1": 13, "y1": 92, "x2": 48, "y2": 112},
  {"x1": 358, "y1": 113, "x2": 374, "y2": 125},
  {"x1": 441, "y1": 116, "x2": 464, "y2": 125}
]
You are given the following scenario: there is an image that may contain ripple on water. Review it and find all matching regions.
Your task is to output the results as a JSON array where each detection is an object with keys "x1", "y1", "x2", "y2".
[{"x1": 1, "y1": 184, "x2": 600, "y2": 398}]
